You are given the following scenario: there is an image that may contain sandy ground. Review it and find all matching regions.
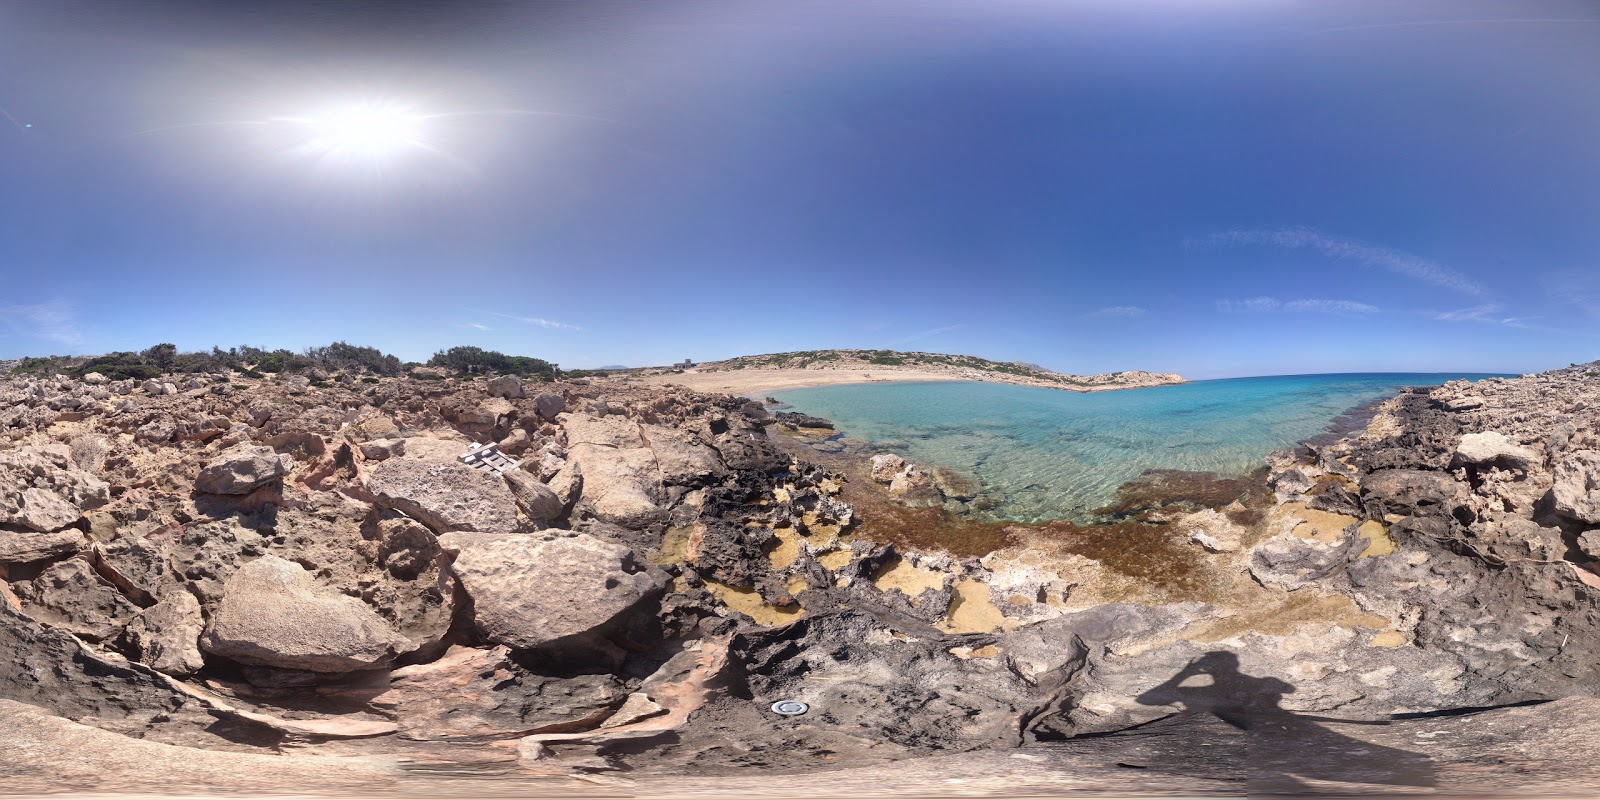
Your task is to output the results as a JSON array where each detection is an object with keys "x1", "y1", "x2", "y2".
[{"x1": 636, "y1": 368, "x2": 971, "y2": 397}]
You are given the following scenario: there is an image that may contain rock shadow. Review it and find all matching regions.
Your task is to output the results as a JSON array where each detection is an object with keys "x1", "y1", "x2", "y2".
[{"x1": 1137, "y1": 651, "x2": 1435, "y2": 793}]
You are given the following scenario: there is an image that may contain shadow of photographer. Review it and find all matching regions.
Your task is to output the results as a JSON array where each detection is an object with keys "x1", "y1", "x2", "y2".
[{"x1": 1136, "y1": 651, "x2": 1435, "y2": 793}]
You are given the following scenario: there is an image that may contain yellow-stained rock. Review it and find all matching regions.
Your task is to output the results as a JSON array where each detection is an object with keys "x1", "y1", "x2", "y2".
[
  {"x1": 871, "y1": 556, "x2": 945, "y2": 598},
  {"x1": 704, "y1": 581, "x2": 803, "y2": 627}
]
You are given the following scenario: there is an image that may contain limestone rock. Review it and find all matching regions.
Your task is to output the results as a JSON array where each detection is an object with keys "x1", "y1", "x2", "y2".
[
  {"x1": 193, "y1": 445, "x2": 290, "y2": 495},
  {"x1": 0, "y1": 445, "x2": 111, "y2": 532},
  {"x1": 503, "y1": 469, "x2": 564, "y2": 524},
  {"x1": 121, "y1": 590, "x2": 206, "y2": 675},
  {"x1": 366, "y1": 456, "x2": 520, "y2": 533},
  {"x1": 568, "y1": 443, "x2": 664, "y2": 529},
  {"x1": 16, "y1": 559, "x2": 139, "y2": 642},
  {"x1": 712, "y1": 429, "x2": 787, "y2": 472},
  {"x1": 642, "y1": 425, "x2": 727, "y2": 486},
  {"x1": 486, "y1": 374, "x2": 524, "y2": 399},
  {"x1": 1452, "y1": 431, "x2": 1539, "y2": 471},
  {"x1": 1360, "y1": 468, "x2": 1464, "y2": 517},
  {"x1": 870, "y1": 453, "x2": 906, "y2": 483},
  {"x1": 358, "y1": 437, "x2": 406, "y2": 461},
  {"x1": 0, "y1": 530, "x2": 84, "y2": 564},
  {"x1": 547, "y1": 462, "x2": 582, "y2": 515},
  {"x1": 1554, "y1": 450, "x2": 1600, "y2": 525},
  {"x1": 534, "y1": 392, "x2": 566, "y2": 421},
  {"x1": 1249, "y1": 528, "x2": 1365, "y2": 591},
  {"x1": 722, "y1": 610, "x2": 1067, "y2": 753},
  {"x1": 68, "y1": 434, "x2": 111, "y2": 475},
  {"x1": 376, "y1": 645, "x2": 624, "y2": 740},
  {"x1": 564, "y1": 413, "x2": 645, "y2": 448},
  {"x1": 438, "y1": 531, "x2": 661, "y2": 650},
  {"x1": 201, "y1": 555, "x2": 409, "y2": 672},
  {"x1": 81, "y1": 372, "x2": 107, "y2": 385},
  {"x1": 351, "y1": 415, "x2": 400, "y2": 441}
]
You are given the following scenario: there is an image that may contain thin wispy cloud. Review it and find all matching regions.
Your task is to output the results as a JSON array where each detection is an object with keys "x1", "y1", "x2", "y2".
[
  {"x1": 455, "y1": 322, "x2": 493, "y2": 332},
  {"x1": 1542, "y1": 270, "x2": 1600, "y2": 320},
  {"x1": 0, "y1": 300, "x2": 84, "y2": 347},
  {"x1": 482, "y1": 311, "x2": 584, "y2": 331},
  {"x1": 1086, "y1": 305, "x2": 1147, "y2": 318},
  {"x1": 1283, "y1": 299, "x2": 1380, "y2": 314},
  {"x1": 893, "y1": 323, "x2": 967, "y2": 345},
  {"x1": 1431, "y1": 304, "x2": 1549, "y2": 331},
  {"x1": 1217, "y1": 297, "x2": 1379, "y2": 314},
  {"x1": 1193, "y1": 228, "x2": 1486, "y2": 296}
]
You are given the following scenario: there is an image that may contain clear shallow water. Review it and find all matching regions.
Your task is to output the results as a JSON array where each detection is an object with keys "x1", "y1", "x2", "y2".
[{"x1": 771, "y1": 373, "x2": 1505, "y2": 523}]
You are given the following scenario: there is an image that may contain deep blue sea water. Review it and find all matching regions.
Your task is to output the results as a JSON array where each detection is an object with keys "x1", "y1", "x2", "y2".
[{"x1": 770, "y1": 373, "x2": 1506, "y2": 523}]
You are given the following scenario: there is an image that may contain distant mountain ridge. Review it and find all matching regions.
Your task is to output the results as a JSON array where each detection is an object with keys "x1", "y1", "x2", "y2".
[{"x1": 699, "y1": 349, "x2": 1184, "y2": 392}]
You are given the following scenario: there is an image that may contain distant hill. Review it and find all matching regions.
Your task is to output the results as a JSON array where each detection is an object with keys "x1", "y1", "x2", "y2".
[{"x1": 696, "y1": 349, "x2": 1184, "y2": 392}]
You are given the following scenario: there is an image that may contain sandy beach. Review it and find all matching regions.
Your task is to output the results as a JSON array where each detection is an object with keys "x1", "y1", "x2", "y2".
[{"x1": 636, "y1": 367, "x2": 973, "y2": 396}]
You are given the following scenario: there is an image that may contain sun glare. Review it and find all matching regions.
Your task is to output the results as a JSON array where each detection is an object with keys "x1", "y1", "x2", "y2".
[{"x1": 295, "y1": 101, "x2": 425, "y2": 163}]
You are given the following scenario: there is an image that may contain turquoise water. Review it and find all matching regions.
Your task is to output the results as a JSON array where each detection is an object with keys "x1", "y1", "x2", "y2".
[{"x1": 770, "y1": 373, "x2": 1505, "y2": 523}]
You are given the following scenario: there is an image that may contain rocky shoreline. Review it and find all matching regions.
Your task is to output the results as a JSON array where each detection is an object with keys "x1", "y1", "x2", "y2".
[{"x1": 3, "y1": 361, "x2": 1600, "y2": 794}]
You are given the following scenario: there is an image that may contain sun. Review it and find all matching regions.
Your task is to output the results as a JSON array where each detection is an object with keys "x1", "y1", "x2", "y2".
[{"x1": 293, "y1": 100, "x2": 426, "y2": 163}]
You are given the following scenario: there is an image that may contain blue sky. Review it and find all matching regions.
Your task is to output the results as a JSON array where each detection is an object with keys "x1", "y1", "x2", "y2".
[{"x1": 2, "y1": 0, "x2": 1598, "y2": 378}]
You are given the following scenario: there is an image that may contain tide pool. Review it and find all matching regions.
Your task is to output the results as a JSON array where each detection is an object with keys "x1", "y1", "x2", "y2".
[{"x1": 770, "y1": 373, "x2": 1505, "y2": 523}]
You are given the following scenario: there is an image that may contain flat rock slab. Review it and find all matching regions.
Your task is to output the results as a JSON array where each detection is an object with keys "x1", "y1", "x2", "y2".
[
  {"x1": 563, "y1": 413, "x2": 645, "y2": 448},
  {"x1": 439, "y1": 531, "x2": 661, "y2": 650},
  {"x1": 377, "y1": 645, "x2": 624, "y2": 741},
  {"x1": 366, "y1": 455, "x2": 520, "y2": 533},
  {"x1": 0, "y1": 530, "x2": 84, "y2": 564},
  {"x1": 202, "y1": 555, "x2": 409, "y2": 672}
]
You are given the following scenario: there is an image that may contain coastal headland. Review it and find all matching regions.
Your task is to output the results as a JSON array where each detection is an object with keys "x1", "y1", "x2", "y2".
[
  {"x1": 634, "y1": 349, "x2": 1185, "y2": 396},
  {"x1": 2, "y1": 345, "x2": 1600, "y2": 795}
]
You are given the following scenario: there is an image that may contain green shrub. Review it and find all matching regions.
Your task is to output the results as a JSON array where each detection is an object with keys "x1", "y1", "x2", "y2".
[{"x1": 428, "y1": 345, "x2": 558, "y2": 379}]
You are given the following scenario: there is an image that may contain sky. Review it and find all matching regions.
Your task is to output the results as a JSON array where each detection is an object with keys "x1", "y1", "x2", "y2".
[{"x1": 2, "y1": 0, "x2": 1598, "y2": 379}]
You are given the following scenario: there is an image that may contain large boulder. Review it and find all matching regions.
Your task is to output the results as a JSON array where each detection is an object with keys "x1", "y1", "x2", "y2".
[
  {"x1": 1554, "y1": 450, "x2": 1600, "y2": 525},
  {"x1": 534, "y1": 392, "x2": 566, "y2": 421},
  {"x1": 366, "y1": 456, "x2": 520, "y2": 533},
  {"x1": 193, "y1": 445, "x2": 291, "y2": 495},
  {"x1": 566, "y1": 443, "x2": 665, "y2": 529},
  {"x1": 1452, "y1": 432, "x2": 1539, "y2": 471},
  {"x1": 201, "y1": 555, "x2": 409, "y2": 672},
  {"x1": 486, "y1": 374, "x2": 525, "y2": 399},
  {"x1": 0, "y1": 446, "x2": 110, "y2": 532},
  {"x1": 438, "y1": 531, "x2": 662, "y2": 650}
]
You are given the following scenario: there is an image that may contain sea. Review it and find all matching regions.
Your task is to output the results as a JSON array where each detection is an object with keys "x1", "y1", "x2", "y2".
[{"x1": 768, "y1": 373, "x2": 1507, "y2": 523}]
